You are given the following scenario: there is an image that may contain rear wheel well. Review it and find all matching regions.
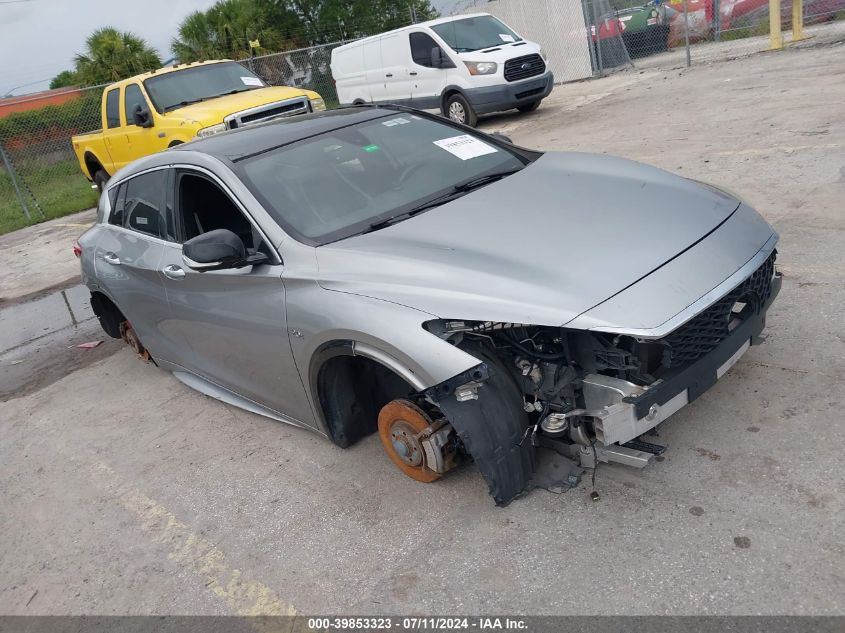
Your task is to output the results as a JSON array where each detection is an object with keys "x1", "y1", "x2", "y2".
[
  {"x1": 317, "y1": 353, "x2": 417, "y2": 448},
  {"x1": 90, "y1": 291, "x2": 125, "y2": 338}
]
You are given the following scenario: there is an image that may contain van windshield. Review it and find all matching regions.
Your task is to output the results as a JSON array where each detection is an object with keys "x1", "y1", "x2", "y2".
[{"x1": 431, "y1": 16, "x2": 523, "y2": 52}]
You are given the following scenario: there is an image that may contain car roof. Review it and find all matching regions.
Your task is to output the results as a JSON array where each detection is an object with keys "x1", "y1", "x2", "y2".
[{"x1": 170, "y1": 106, "x2": 395, "y2": 161}]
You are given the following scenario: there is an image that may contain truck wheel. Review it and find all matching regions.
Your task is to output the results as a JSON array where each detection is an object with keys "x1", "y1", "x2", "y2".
[
  {"x1": 445, "y1": 93, "x2": 478, "y2": 127},
  {"x1": 517, "y1": 100, "x2": 541, "y2": 113},
  {"x1": 93, "y1": 170, "x2": 109, "y2": 194}
]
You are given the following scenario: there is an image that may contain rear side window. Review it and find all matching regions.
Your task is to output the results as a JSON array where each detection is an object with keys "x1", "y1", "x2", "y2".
[
  {"x1": 124, "y1": 84, "x2": 149, "y2": 125},
  {"x1": 105, "y1": 89, "x2": 120, "y2": 128},
  {"x1": 121, "y1": 171, "x2": 168, "y2": 239},
  {"x1": 108, "y1": 185, "x2": 126, "y2": 227},
  {"x1": 409, "y1": 32, "x2": 440, "y2": 67}
]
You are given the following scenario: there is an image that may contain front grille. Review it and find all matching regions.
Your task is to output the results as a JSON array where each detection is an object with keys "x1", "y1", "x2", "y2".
[
  {"x1": 660, "y1": 251, "x2": 777, "y2": 367},
  {"x1": 504, "y1": 54, "x2": 546, "y2": 82}
]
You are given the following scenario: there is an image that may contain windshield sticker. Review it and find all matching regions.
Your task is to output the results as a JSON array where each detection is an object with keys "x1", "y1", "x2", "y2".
[
  {"x1": 499, "y1": 33, "x2": 515, "y2": 42},
  {"x1": 240, "y1": 76, "x2": 263, "y2": 86},
  {"x1": 362, "y1": 144, "x2": 381, "y2": 153},
  {"x1": 381, "y1": 117, "x2": 411, "y2": 127},
  {"x1": 433, "y1": 135, "x2": 498, "y2": 161}
]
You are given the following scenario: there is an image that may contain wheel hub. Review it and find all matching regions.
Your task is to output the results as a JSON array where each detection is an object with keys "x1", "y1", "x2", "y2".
[{"x1": 449, "y1": 102, "x2": 465, "y2": 122}]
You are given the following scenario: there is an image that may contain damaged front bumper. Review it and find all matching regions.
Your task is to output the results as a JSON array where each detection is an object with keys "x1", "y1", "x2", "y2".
[{"x1": 426, "y1": 271, "x2": 782, "y2": 506}]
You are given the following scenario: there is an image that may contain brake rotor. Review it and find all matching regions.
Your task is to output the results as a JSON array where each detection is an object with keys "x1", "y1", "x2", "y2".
[
  {"x1": 119, "y1": 321, "x2": 151, "y2": 362},
  {"x1": 377, "y1": 399, "x2": 441, "y2": 483}
]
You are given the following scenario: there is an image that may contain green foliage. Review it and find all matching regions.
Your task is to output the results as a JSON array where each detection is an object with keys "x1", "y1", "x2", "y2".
[
  {"x1": 172, "y1": 0, "x2": 289, "y2": 62},
  {"x1": 272, "y1": 0, "x2": 439, "y2": 43},
  {"x1": 173, "y1": 0, "x2": 440, "y2": 62},
  {"x1": 74, "y1": 27, "x2": 162, "y2": 86},
  {"x1": 49, "y1": 70, "x2": 80, "y2": 90}
]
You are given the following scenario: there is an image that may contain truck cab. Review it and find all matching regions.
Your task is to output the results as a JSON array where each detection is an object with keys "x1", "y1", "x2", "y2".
[{"x1": 72, "y1": 60, "x2": 325, "y2": 191}]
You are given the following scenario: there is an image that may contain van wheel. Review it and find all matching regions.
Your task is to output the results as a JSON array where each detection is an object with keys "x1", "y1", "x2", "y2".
[
  {"x1": 93, "y1": 170, "x2": 109, "y2": 194},
  {"x1": 445, "y1": 93, "x2": 477, "y2": 127},
  {"x1": 517, "y1": 100, "x2": 541, "y2": 113}
]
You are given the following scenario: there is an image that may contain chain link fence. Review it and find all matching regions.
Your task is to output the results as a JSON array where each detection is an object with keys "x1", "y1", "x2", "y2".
[{"x1": 2, "y1": 3, "x2": 844, "y2": 234}]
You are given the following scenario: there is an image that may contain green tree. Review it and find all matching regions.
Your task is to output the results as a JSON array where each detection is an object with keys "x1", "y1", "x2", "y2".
[
  {"x1": 73, "y1": 28, "x2": 162, "y2": 86},
  {"x1": 269, "y1": 0, "x2": 439, "y2": 44},
  {"x1": 49, "y1": 70, "x2": 79, "y2": 90},
  {"x1": 172, "y1": 0, "x2": 287, "y2": 63}
]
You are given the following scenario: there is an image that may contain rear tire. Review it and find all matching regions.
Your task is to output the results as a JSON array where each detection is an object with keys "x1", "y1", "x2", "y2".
[
  {"x1": 444, "y1": 93, "x2": 478, "y2": 127},
  {"x1": 517, "y1": 100, "x2": 541, "y2": 113},
  {"x1": 93, "y1": 169, "x2": 109, "y2": 194}
]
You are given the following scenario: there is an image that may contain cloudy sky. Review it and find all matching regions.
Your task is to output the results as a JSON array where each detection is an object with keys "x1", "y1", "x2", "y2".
[{"x1": 0, "y1": 0, "x2": 466, "y2": 96}]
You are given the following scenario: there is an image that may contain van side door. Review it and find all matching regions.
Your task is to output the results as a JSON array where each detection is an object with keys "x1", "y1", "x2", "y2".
[{"x1": 379, "y1": 33, "x2": 413, "y2": 105}]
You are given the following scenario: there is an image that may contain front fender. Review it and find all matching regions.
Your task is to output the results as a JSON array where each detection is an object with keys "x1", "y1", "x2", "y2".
[{"x1": 286, "y1": 283, "x2": 483, "y2": 425}]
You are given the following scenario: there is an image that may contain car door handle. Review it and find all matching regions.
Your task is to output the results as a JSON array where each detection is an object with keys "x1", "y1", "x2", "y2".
[
  {"x1": 409, "y1": 71, "x2": 418, "y2": 76},
  {"x1": 162, "y1": 264, "x2": 186, "y2": 280},
  {"x1": 103, "y1": 252, "x2": 120, "y2": 265},
  {"x1": 385, "y1": 73, "x2": 393, "y2": 77}
]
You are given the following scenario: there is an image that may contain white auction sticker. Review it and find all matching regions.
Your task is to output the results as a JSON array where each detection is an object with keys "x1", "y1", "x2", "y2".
[
  {"x1": 499, "y1": 33, "x2": 515, "y2": 42},
  {"x1": 240, "y1": 76, "x2": 263, "y2": 86},
  {"x1": 433, "y1": 135, "x2": 498, "y2": 160}
]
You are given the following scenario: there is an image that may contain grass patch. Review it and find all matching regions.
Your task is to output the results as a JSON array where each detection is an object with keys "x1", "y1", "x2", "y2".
[{"x1": 0, "y1": 160, "x2": 97, "y2": 235}]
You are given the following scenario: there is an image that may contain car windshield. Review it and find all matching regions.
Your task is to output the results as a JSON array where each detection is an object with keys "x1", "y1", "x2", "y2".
[
  {"x1": 238, "y1": 113, "x2": 526, "y2": 245},
  {"x1": 144, "y1": 62, "x2": 266, "y2": 113},
  {"x1": 431, "y1": 16, "x2": 523, "y2": 52}
]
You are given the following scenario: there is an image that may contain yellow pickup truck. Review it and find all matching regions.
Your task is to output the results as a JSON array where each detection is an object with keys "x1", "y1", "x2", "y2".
[{"x1": 72, "y1": 60, "x2": 325, "y2": 191}]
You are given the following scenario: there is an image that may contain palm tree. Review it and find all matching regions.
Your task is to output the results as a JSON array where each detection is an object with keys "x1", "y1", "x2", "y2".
[
  {"x1": 172, "y1": 0, "x2": 284, "y2": 63},
  {"x1": 73, "y1": 28, "x2": 162, "y2": 86}
]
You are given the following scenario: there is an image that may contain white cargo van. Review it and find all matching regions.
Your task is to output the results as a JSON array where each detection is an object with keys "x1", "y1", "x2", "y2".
[{"x1": 330, "y1": 13, "x2": 554, "y2": 127}]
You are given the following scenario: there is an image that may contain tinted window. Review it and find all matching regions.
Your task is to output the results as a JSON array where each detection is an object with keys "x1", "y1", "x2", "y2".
[
  {"x1": 144, "y1": 62, "x2": 265, "y2": 114},
  {"x1": 409, "y1": 32, "x2": 440, "y2": 67},
  {"x1": 122, "y1": 171, "x2": 167, "y2": 238},
  {"x1": 105, "y1": 89, "x2": 120, "y2": 128},
  {"x1": 124, "y1": 84, "x2": 149, "y2": 125},
  {"x1": 431, "y1": 16, "x2": 522, "y2": 53},
  {"x1": 109, "y1": 185, "x2": 126, "y2": 227},
  {"x1": 239, "y1": 114, "x2": 525, "y2": 245},
  {"x1": 177, "y1": 172, "x2": 269, "y2": 257}
]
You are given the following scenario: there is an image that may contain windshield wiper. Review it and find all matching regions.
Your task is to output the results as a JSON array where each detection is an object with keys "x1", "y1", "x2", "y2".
[
  {"x1": 453, "y1": 168, "x2": 523, "y2": 192},
  {"x1": 363, "y1": 169, "x2": 523, "y2": 234}
]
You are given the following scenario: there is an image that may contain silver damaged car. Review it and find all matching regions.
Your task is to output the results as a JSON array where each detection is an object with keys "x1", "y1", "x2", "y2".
[{"x1": 79, "y1": 106, "x2": 781, "y2": 505}]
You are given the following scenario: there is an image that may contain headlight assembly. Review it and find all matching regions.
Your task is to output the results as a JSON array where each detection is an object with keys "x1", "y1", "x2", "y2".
[
  {"x1": 464, "y1": 61, "x2": 498, "y2": 76},
  {"x1": 310, "y1": 97, "x2": 327, "y2": 111},
  {"x1": 196, "y1": 123, "x2": 226, "y2": 138}
]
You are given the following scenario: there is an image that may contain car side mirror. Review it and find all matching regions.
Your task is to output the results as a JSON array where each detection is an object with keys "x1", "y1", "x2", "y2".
[
  {"x1": 430, "y1": 46, "x2": 455, "y2": 69},
  {"x1": 489, "y1": 133, "x2": 513, "y2": 144},
  {"x1": 182, "y1": 228, "x2": 267, "y2": 272},
  {"x1": 133, "y1": 104, "x2": 154, "y2": 128}
]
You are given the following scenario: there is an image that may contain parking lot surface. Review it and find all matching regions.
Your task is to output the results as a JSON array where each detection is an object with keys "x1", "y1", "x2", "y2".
[{"x1": 1, "y1": 42, "x2": 843, "y2": 615}]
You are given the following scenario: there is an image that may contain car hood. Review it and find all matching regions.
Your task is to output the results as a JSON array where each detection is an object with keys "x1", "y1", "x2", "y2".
[
  {"x1": 316, "y1": 152, "x2": 770, "y2": 329},
  {"x1": 164, "y1": 86, "x2": 314, "y2": 125}
]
